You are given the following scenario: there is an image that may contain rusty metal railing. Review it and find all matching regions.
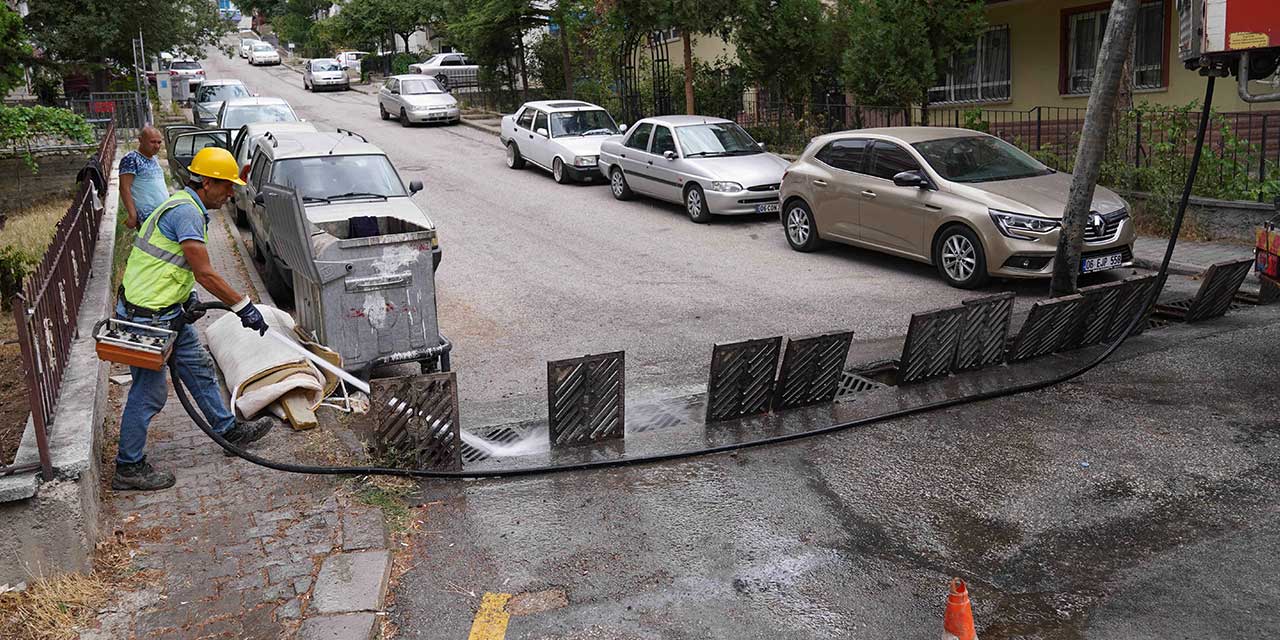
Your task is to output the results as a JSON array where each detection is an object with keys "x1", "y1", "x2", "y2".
[{"x1": 3, "y1": 122, "x2": 116, "y2": 480}]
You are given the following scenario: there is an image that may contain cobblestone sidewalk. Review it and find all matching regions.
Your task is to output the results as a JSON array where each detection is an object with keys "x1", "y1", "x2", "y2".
[{"x1": 83, "y1": 206, "x2": 393, "y2": 640}]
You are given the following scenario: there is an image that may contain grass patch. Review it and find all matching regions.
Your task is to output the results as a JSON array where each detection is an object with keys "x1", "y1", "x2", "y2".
[
  {"x1": 0, "y1": 534, "x2": 152, "y2": 640},
  {"x1": 0, "y1": 198, "x2": 70, "y2": 256},
  {"x1": 353, "y1": 476, "x2": 416, "y2": 536},
  {"x1": 110, "y1": 200, "x2": 136, "y2": 293}
]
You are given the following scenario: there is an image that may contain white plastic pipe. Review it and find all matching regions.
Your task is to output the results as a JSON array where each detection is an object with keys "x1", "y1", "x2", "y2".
[{"x1": 265, "y1": 328, "x2": 371, "y2": 394}]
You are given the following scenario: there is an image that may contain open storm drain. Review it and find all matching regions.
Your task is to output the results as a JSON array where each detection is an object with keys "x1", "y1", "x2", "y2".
[
  {"x1": 460, "y1": 424, "x2": 532, "y2": 464},
  {"x1": 834, "y1": 370, "x2": 888, "y2": 400}
]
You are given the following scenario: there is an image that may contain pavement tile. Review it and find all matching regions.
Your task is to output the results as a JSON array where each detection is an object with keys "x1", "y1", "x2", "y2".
[
  {"x1": 310, "y1": 551, "x2": 391, "y2": 614},
  {"x1": 297, "y1": 613, "x2": 378, "y2": 640},
  {"x1": 341, "y1": 509, "x2": 387, "y2": 551},
  {"x1": 92, "y1": 205, "x2": 390, "y2": 638}
]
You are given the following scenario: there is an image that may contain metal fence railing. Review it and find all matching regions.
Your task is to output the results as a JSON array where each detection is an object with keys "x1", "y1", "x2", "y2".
[
  {"x1": 4, "y1": 122, "x2": 117, "y2": 480},
  {"x1": 68, "y1": 92, "x2": 147, "y2": 134}
]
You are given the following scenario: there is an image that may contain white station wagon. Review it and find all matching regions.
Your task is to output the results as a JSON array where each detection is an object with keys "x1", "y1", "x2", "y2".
[{"x1": 500, "y1": 100, "x2": 623, "y2": 184}]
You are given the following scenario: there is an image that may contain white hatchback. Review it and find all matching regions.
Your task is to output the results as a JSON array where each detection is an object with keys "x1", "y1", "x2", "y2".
[{"x1": 500, "y1": 100, "x2": 623, "y2": 184}]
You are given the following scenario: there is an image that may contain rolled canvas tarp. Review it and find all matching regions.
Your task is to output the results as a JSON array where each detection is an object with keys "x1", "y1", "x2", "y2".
[{"x1": 207, "y1": 305, "x2": 338, "y2": 424}]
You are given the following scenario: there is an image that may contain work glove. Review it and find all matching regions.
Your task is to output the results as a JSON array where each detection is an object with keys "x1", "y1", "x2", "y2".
[
  {"x1": 231, "y1": 297, "x2": 269, "y2": 336},
  {"x1": 181, "y1": 292, "x2": 206, "y2": 325}
]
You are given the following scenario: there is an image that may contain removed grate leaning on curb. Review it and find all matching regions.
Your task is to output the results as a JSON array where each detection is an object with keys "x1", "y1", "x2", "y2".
[
  {"x1": 1155, "y1": 259, "x2": 1254, "y2": 322},
  {"x1": 706, "y1": 337, "x2": 782, "y2": 423},
  {"x1": 363, "y1": 373, "x2": 462, "y2": 471},
  {"x1": 773, "y1": 331, "x2": 854, "y2": 411},
  {"x1": 547, "y1": 351, "x2": 625, "y2": 448}
]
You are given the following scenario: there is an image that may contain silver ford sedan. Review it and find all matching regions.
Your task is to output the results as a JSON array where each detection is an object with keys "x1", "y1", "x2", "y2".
[
  {"x1": 598, "y1": 116, "x2": 790, "y2": 223},
  {"x1": 377, "y1": 74, "x2": 459, "y2": 126}
]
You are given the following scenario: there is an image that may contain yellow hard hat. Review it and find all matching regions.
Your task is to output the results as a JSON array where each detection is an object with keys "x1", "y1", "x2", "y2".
[{"x1": 189, "y1": 147, "x2": 246, "y2": 185}]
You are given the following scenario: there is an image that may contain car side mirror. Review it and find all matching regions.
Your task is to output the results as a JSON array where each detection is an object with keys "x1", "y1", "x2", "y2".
[
  {"x1": 253, "y1": 193, "x2": 265, "y2": 206},
  {"x1": 536, "y1": 127, "x2": 548, "y2": 137},
  {"x1": 758, "y1": 142, "x2": 767, "y2": 151},
  {"x1": 390, "y1": 89, "x2": 399, "y2": 95},
  {"x1": 892, "y1": 170, "x2": 928, "y2": 188},
  {"x1": 663, "y1": 150, "x2": 676, "y2": 160},
  {"x1": 409, "y1": 180, "x2": 423, "y2": 194},
  {"x1": 619, "y1": 123, "x2": 628, "y2": 132}
]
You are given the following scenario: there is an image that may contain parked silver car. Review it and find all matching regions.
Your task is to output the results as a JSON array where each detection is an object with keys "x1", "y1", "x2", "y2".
[
  {"x1": 194, "y1": 79, "x2": 250, "y2": 127},
  {"x1": 304, "y1": 58, "x2": 350, "y2": 92},
  {"x1": 377, "y1": 75, "x2": 459, "y2": 126},
  {"x1": 500, "y1": 100, "x2": 622, "y2": 184},
  {"x1": 597, "y1": 116, "x2": 789, "y2": 222},
  {"x1": 216, "y1": 96, "x2": 299, "y2": 130},
  {"x1": 239, "y1": 38, "x2": 260, "y2": 59},
  {"x1": 407, "y1": 52, "x2": 477, "y2": 89}
]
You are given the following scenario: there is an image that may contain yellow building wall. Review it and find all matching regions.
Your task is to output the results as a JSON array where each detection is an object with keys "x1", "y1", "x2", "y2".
[{"x1": 985, "y1": 0, "x2": 1261, "y2": 113}]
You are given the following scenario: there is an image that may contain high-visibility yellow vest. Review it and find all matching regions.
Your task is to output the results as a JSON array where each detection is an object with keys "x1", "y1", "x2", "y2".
[{"x1": 120, "y1": 189, "x2": 207, "y2": 310}]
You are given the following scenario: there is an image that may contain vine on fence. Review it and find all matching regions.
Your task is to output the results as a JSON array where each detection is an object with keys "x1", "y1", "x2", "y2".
[{"x1": 0, "y1": 105, "x2": 94, "y2": 172}]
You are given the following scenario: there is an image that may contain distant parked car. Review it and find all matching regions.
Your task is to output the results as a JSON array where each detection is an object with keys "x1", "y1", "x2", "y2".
[
  {"x1": 168, "y1": 59, "x2": 205, "y2": 88},
  {"x1": 239, "y1": 38, "x2": 260, "y2": 59},
  {"x1": 216, "y1": 96, "x2": 299, "y2": 130},
  {"x1": 597, "y1": 116, "x2": 788, "y2": 223},
  {"x1": 336, "y1": 51, "x2": 369, "y2": 74},
  {"x1": 194, "y1": 79, "x2": 251, "y2": 127},
  {"x1": 248, "y1": 42, "x2": 281, "y2": 66},
  {"x1": 304, "y1": 58, "x2": 349, "y2": 92},
  {"x1": 377, "y1": 75, "x2": 459, "y2": 126},
  {"x1": 407, "y1": 52, "x2": 477, "y2": 89},
  {"x1": 778, "y1": 127, "x2": 1136, "y2": 289},
  {"x1": 500, "y1": 100, "x2": 622, "y2": 184}
]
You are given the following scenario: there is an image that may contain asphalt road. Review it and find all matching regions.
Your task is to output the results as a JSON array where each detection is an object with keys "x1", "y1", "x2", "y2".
[
  {"x1": 196, "y1": 50, "x2": 1135, "y2": 428},
  {"x1": 197, "y1": 48, "x2": 1280, "y2": 639}
]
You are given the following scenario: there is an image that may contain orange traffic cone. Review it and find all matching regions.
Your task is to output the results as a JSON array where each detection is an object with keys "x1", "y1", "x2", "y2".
[{"x1": 943, "y1": 577, "x2": 978, "y2": 640}]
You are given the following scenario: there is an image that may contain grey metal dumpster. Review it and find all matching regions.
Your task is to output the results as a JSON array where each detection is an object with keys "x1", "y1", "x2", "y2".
[{"x1": 259, "y1": 183, "x2": 451, "y2": 375}]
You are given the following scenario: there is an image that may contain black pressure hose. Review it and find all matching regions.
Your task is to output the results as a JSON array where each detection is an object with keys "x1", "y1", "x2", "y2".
[{"x1": 173, "y1": 77, "x2": 1219, "y2": 480}]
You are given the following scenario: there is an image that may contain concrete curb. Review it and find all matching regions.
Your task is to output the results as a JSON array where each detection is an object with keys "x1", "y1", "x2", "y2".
[
  {"x1": 216, "y1": 205, "x2": 274, "y2": 307},
  {"x1": 1133, "y1": 257, "x2": 1204, "y2": 277},
  {"x1": 459, "y1": 117, "x2": 500, "y2": 137}
]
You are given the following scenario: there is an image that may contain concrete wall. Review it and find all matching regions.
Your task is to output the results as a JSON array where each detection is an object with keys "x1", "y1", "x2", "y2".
[
  {"x1": 1130, "y1": 192, "x2": 1280, "y2": 242},
  {"x1": 0, "y1": 162, "x2": 118, "y2": 584},
  {"x1": 0, "y1": 148, "x2": 94, "y2": 212}
]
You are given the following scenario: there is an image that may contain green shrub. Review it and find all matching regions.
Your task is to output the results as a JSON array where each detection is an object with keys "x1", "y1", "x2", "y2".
[
  {"x1": 0, "y1": 246, "x2": 35, "y2": 310},
  {"x1": 0, "y1": 105, "x2": 93, "y2": 172}
]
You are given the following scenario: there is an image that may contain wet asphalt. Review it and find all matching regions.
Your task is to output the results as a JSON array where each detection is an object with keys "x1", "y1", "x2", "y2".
[{"x1": 200, "y1": 49, "x2": 1277, "y2": 638}]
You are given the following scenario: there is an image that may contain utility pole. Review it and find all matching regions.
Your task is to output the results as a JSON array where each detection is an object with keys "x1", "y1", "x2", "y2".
[{"x1": 1049, "y1": 0, "x2": 1139, "y2": 296}]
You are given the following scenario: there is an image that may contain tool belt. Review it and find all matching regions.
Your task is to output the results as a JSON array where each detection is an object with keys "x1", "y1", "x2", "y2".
[{"x1": 117, "y1": 285, "x2": 183, "y2": 319}]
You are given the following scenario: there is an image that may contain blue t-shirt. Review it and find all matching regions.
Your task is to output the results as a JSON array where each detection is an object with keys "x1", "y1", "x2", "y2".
[
  {"x1": 119, "y1": 150, "x2": 169, "y2": 222},
  {"x1": 155, "y1": 187, "x2": 209, "y2": 246}
]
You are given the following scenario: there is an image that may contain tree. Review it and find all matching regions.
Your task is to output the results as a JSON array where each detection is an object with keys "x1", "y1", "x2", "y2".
[
  {"x1": 1050, "y1": 0, "x2": 1138, "y2": 296},
  {"x1": 0, "y1": 5, "x2": 33, "y2": 96},
  {"x1": 443, "y1": 0, "x2": 581, "y2": 93},
  {"x1": 736, "y1": 0, "x2": 833, "y2": 111},
  {"x1": 24, "y1": 0, "x2": 226, "y2": 89},
  {"x1": 333, "y1": 0, "x2": 444, "y2": 54},
  {"x1": 839, "y1": 0, "x2": 985, "y2": 117}
]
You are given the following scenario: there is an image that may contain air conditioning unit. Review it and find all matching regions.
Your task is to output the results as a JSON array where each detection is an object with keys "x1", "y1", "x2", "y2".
[{"x1": 1178, "y1": 0, "x2": 1280, "y2": 102}]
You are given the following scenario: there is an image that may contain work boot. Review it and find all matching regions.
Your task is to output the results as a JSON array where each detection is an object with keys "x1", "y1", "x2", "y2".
[
  {"x1": 112, "y1": 458, "x2": 176, "y2": 491},
  {"x1": 219, "y1": 416, "x2": 276, "y2": 455}
]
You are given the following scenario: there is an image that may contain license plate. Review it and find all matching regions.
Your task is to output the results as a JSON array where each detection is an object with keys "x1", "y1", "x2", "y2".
[
  {"x1": 756, "y1": 202, "x2": 780, "y2": 214},
  {"x1": 1081, "y1": 252, "x2": 1124, "y2": 273}
]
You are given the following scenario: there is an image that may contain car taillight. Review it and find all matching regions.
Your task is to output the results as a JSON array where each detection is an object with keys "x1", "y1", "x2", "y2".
[
  {"x1": 197, "y1": 69, "x2": 205, "y2": 75},
  {"x1": 169, "y1": 70, "x2": 177, "y2": 76}
]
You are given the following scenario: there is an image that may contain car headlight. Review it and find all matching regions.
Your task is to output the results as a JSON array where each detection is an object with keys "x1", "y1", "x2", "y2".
[
  {"x1": 989, "y1": 208, "x2": 1060, "y2": 240},
  {"x1": 573, "y1": 155, "x2": 598, "y2": 167},
  {"x1": 708, "y1": 181, "x2": 743, "y2": 192}
]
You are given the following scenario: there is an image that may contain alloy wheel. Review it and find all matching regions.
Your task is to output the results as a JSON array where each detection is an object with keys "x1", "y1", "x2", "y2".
[
  {"x1": 506, "y1": 144, "x2": 516, "y2": 167},
  {"x1": 553, "y1": 159, "x2": 563, "y2": 182},
  {"x1": 941, "y1": 234, "x2": 977, "y2": 282},
  {"x1": 786, "y1": 207, "x2": 810, "y2": 246},
  {"x1": 611, "y1": 171, "x2": 624, "y2": 196},
  {"x1": 686, "y1": 189, "x2": 703, "y2": 217}
]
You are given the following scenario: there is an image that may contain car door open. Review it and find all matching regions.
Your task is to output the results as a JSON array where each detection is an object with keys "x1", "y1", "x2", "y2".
[{"x1": 167, "y1": 129, "x2": 232, "y2": 185}]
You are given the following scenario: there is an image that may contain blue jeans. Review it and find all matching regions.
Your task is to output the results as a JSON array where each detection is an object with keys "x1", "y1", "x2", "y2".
[{"x1": 115, "y1": 300, "x2": 234, "y2": 464}]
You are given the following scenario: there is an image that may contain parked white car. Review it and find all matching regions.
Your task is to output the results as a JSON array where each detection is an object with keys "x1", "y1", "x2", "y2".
[
  {"x1": 597, "y1": 116, "x2": 789, "y2": 223},
  {"x1": 377, "y1": 75, "x2": 459, "y2": 126},
  {"x1": 500, "y1": 100, "x2": 623, "y2": 184},
  {"x1": 407, "y1": 52, "x2": 477, "y2": 89},
  {"x1": 304, "y1": 58, "x2": 350, "y2": 91},
  {"x1": 239, "y1": 38, "x2": 260, "y2": 59},
  {"x1": 248, "y1": 42, "x2": 281, "y2": 66}
]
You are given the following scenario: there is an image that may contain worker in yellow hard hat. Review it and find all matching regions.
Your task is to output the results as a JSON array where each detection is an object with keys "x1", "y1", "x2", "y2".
[{"x1": 113, "y1": 146, "x2": 274, "y2": 491}]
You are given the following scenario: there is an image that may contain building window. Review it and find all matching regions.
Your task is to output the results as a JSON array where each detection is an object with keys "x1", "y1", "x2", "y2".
[
  {"x1": 1064, "y1": 0, "x2": 1168, "y2": 95},
  {"x1": 928, "y1": 26, "x2": 1011, "y2": 104}
]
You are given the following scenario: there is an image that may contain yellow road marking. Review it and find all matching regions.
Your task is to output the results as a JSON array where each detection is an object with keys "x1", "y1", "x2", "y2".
[{"x1": 467, "y1": 592, "x2": 513, "y2": 640}]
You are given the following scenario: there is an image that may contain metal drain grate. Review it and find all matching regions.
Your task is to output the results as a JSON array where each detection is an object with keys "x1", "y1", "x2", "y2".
[
  {"x1": 547, "y1": 351, "x2": 626, "y2": 448},
  {"x1": 835, "y1": 371, "x2": 887, "y2": 400},
  {"x1": 460, "y1": 424, "x2": 531, "y2": 464},
  {"x1": 705, "y1": 336, "x2": 783, "y2": 422}
]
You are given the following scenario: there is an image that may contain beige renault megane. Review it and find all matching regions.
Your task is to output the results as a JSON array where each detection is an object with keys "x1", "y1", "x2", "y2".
[{"x1": 779, "y1": 127, "x2": 1136, "y2": 288}]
